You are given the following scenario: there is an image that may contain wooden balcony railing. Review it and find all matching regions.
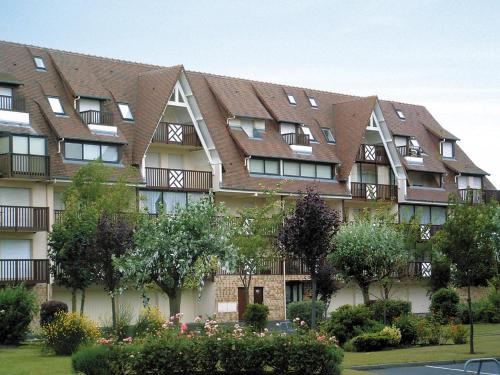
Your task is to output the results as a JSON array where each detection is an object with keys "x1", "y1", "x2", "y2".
[
  {"x1": 0, "y1": 259, "x2": 50, "y2": 284},
  {"x1": 396, "y1": 261, "x2": 432, "y2": 278},
  {"x1": 0, "y1": 153, "x2": 50, "y2": 179},
  {"x1": 418, "y1": 224, "x2": 442, "y2": 241},
  {"x1": 145, "y1": 167, "x2": 212, "y2": 191},
  {"x1": 152, "y1": 123, "x2": 202, "y2": 147},
  {"x1": 396, "y1": 145, "x2": 423, "y2": 157},
  {"x1": 79, "y1": 110, "x2": 113, "y2": 125},
  {"x1": 281, "y1": 132, "x2": 310, "y2": 146},
  {"x1": 458, "y1": 189, "x2": 500, "y2": 204},
  {"x1": 351, "y1": 182, "x2": 397, "y2": 200},
  {"x1": 356, "y1": 144, "x2": 388, "y2": 164},
  {"x1": 0, "y1": 95, "x2": 26, "y2": 112},
  {"x1": 217, "y1": 258, "x2": 310, "y2": 276},
  {"x1": 0, "y1": 206, "x2": 49, "y2": 231}
]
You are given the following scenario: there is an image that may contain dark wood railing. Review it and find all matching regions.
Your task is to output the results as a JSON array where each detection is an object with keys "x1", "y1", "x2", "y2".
[
  {"x1": 0, "y1": 153, "x2": 50, "y2": 179},
  {"x1": 0, "y1": 95, "x2": 26, "y2": 112},
  {"x1": 356, "y1": 144, "x2": 388, "y2": 163},
  {"x1": 351, "y1": 182, "x2": 397, "y2": 200},
  {"x1": 79, "y1": 110, "x2": 113, "y2": 125},
  {"x1": 458, "y1": 189, "x2": 500, "y2": 204},
  {"x1": 217, "y1": 258, "x2": 310, "y2": 276},
  {"x1": 397, "y1": 261, "x2": 432, "y2": 278},
  {"x1": 0, "y1": 206, "x2": 49, "y2": 231},
  {"x1": 418, "y1": 224, "x2": 442, "y2": 241},
  {"x1": 396, "y1": 145, "x2": 423, "y2": 157},
  {"x1": 281, "y1": 133, "x2": 310, "y2": 146},
  {"x1": 145, "y1": 167, "x2": 212, "y2": 191},
  {"x1": 153, "y1": 123, "x2": 201, "y2": 147},
  {"x1": 0, "y1": 259, "x2": 49, "y2": 284}
]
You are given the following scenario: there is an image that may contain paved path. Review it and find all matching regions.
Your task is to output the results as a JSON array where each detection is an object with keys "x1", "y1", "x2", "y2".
[{"x1": 367, "y1": 362, "x2": 500, "y2": 374}]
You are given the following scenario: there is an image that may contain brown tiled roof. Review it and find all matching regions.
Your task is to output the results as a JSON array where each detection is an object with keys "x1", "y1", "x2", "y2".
[{"x1": 442, "y1": 144, "x2": 488, "y2": 175}]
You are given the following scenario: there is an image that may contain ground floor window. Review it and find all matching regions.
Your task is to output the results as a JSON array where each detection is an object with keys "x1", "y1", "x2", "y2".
[
  {"x1": 286, "y1": 281, "x2": 304, "y2": 304},
  {"x1": 139, "y1": 190, "x2": 204, "y2": 214}
]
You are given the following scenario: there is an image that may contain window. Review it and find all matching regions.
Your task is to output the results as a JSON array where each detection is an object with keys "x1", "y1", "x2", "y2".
[
  {"x1": 286, "y1": 93, "x2": 296, "y2": 105},
  {"x1": 33, "y1": 56, "x2": 46, "y2": 70},
  {"x1": 395, "y1": 109, "x2": 406, "y2": 120},
  {"x1": 139, "y1": 190, "x2": 204, "y2": 214},
  {"x1": 441, "y1": 141, "x2": 455, "y2": 158},
  {"x1": 399, "y1": 204, "x2": 446, "y2": 225},
  {"x1": 283, "y1": 161, "x2": 333, "y2": 179},
  {"x1": 308, "y1": 96, "x2": 318, "y2": 108},
  {"x1": 321, "y1": 127, "x2": 335, "y2": 143},
  {"x1": 118, "y1": 103, "x2": 134, "y2": 121},
  {"x1": 407, "y1": 171, "x2": 441, "y2": 188},
  {"x1": 249, "y1": 158, "x2": 279, "y2": 175},
  {"x1": 64, "y1": 141, "x2": 119, "y2": 163},
  {"x1": 11, "y1": 135, "x2": 46, "y2": 155},
  {"x1": 301, "y1": 125, "x2": 315, "y2": 142},
  {"x1": 47, "y1": 97, "x2": 65, "y2": 115}
]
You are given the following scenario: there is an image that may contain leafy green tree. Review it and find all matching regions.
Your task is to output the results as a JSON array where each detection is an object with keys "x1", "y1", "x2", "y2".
[
  {"x1": 117, "y1": 195, "x2": 233, "y2": 316},
  {"x1": 278, "y1": 188, "x2": 341, "y2": 329},
  {"x1": 433, "y1": 198, "x2": 498, "y2": 353},
  {"x1": 330, "y1": 214, "x2": 409, "y2": 305}
]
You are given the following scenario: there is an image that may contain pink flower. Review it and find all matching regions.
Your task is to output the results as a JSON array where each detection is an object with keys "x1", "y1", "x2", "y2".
[
  {"x1": 122, "y1": 337, "x2": 133, "y2": 343},
  {"x1": 181, "y1": 323, "x2": 188, "y2": 333},
  {"x1": 300, "y1": 320, "x2": 306, "y2": 326}
]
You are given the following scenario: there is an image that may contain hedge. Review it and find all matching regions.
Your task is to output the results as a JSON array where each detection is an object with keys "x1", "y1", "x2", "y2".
[
  {"x1": 369, "y1": 299, "x2": 411, "y2": 324},
  {"x1": 287, "y1": 301, "x2": 327, "y2": 327}
]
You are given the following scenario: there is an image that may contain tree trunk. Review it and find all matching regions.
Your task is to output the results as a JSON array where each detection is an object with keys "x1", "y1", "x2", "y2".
[
  {"x1": 311, "y1": 277, "x2": 317, "y2": 329},
  {"x1": 467, "y1": 284, "x2": 474, "y2": 354},
  {"x1": 168, "y1": 287, "x2": 182, "y2": 317},
  {"x1": 360, "y1": 283, "x2": 370, "y2": 305},
  {"x1": 80, "y1": 289, "x2": 86, "y2": 316},
  {"x1": 111, "y1": 294, "x2": 117, "y2": 330},
  {"x1": 71, "y1": 288, "x2": 77, "y2": 313}
]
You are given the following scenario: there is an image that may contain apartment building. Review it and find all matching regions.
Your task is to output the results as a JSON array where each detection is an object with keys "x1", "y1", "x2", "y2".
[{"x1": 0, "y1": 40, "x2": 497, "y2": 322}]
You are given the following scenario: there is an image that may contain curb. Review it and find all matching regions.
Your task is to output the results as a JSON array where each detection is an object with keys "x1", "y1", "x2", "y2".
[{"x1": 349, "y1": 358, "x2": 498, "y2": 371}]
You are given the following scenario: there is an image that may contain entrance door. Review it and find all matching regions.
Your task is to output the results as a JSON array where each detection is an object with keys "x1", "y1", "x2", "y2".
[
  {"x1": 254, "y1": 287, "x2": 264, "y2": 304},
  {"x1": 238, "y1": 287, "x2": 246, "y2": 321}
]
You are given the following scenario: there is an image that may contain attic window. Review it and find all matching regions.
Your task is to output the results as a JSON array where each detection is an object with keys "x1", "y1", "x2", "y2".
[
  {"x1": 286, "y1": 93, "x2": 296, "y2": 105},
  {"x1": 395, "y1": 109, "x2": 406, "y2": 120},
  {"x1": 441, "y1": 140, "x2": 455, "y2": 158},
  {"x1": 308, "y1": 97, "x2": 318, "y2": 108},
  {"x1": 321, "y1": 128, "x2": 335, "y2": 143},
  {"x1": 47, "y1": 96, "x2": 65, "y2": 115},
  {"x1": 301, "y1": 125, "x2": 315, "y2": 142},
  {"x1": 33, "y1": 56, "x2": 46, "y2": 71},
  {"x1": 117, "y1": 103, "x2": 134, "y2": 121}
]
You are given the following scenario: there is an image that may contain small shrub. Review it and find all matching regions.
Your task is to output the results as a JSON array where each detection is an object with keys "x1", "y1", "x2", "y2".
[
  {"x1": 323, "y1": 304, "x2": 379, "y2": 345},
  {"x1": 458, "y1": 299, "x2": 500, "y2": 324},
  {"x1": 430, "y1": 288, "x2": 459, "y2": 322},
  {"x1": 43, "y1": 312, "x2": 100, "y2": 355},
  {"x1": 243, "y1": 303, "x2": 269, "y2": 331},
  {"x1": 133, "y1": 307, "x2": 165, "y2": 338},
  {"x1": 0, "y1": 285, "x2": 38, "y2": 345},
  {"x1": 287, "y1": 300, "x2": 327, "y2": 327},
  {"x1": 40, "y1": 300, "x2": 68, "y2": 327},
  {"x1": 450, "y1": 324, "x2": 468, "y2": 344},
  {"x1": 370, "y1": 299, "x2": 411, "y2": 324},
  {"x1": 350, "y1": 332, "x2": 392, "y2": 352},
  {"x1": 72, "y1": 343, "x2": 139, "y2": 375},
  {"x1": 380, "y1": 326, "x2": 402, "y2": 346},
  {"x1": 394, "y1": 315, "x2": 418, "y2": 345},
  {"x1": 429, "y1": 260, "x2": 451, "y2": 293},
  {"x1": 100, "y1": 305, "x2": 133, "y2": 340},
  {"x1": 416, "y1": 319, "x2": 449, "y2": 346}
]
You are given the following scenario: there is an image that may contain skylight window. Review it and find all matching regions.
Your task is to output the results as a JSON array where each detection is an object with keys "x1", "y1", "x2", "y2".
[
  {"x1": 33, "y1": 56, "x2": 46, "y2": 70},
  {"x1": 395, "y1": 109, "x2": 406, "y2": 120},
  {"x1": 117, "y1": 103, "x2": 134, "y2": 121},
  {"x1": 286, "y1": 93, "x2": 296, "y2": 105},
  {"x1": 301, "y1": 125, "x2": 316, "y2": 142},
  {"x1": 321, "y1": 127, "x2": 335, "y2": 143},
  {"x1": 308, "y1": 96, "x2": 318, "y2": 108},
  {"x1": 47, "y1": 97, "x2": 65, "y2": 115}
]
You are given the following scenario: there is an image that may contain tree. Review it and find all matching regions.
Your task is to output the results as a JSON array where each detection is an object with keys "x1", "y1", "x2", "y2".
[
  {"x1": 94, "y1": 214, "x2": 134, "y2": 329},
  {"x1": 330, "y1": 215, "x2": 410, "y2": 305},
  {"x1": 278, "y1": 188, "x2": 341, "y2": 328},
  {"x1": 48, "y1": 161, "x2": 135, "y2": 314},
  {"x1": 117, "y1": 195, "x2": 233, "y2": 316},
  {"x1": 315, "y1": 262, "x2": 339, "y2": 314},
  {"x1": 433, "y1": 198, "x2": 498, "y2": 354}
]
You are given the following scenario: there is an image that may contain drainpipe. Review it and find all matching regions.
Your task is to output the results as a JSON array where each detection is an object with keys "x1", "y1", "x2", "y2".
[
  {"x1": 283, "y1": 259, "x2": 287, "y2": 320},
  {"x1": 57, "y1": 138, "x2": 64, "y2": 154},
  {"x1": 74, "y1": 96, "x2": 80, "y2": 110}
]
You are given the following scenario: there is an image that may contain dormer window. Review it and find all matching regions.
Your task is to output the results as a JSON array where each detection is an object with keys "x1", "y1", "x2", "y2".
[
  {"x1": 33, "y1": 56, "x2": 46, "y2": 71},
  {"x1": 308, "y1": 96, "x2": 318, "y2": 108},
  {"x1": 321, "y1": 127, "x2": 335, "y2": 143},
  {"x1": 395, "y1": 109, "x2": 406, "y2": 120},
  {"x1": 441, "y1": 140, "x2": 455, "y2": 159},
  {"x1": 301, "y1": 125, "x2": 315, "y2": 142},
  {"x1": 47, "y1": 96, "x2": 65, "y2": 115},
  {"x1": 118, "y1": 103, "x2": 134, "y2": 121},
  {"x1": 286, "y1": 93, "x2": 296, "y2": 105}
]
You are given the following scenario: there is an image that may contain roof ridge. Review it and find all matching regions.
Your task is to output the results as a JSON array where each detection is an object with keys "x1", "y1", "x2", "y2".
[{"x1": 0, "y1": 39, "x2": 174, "y2": 69}]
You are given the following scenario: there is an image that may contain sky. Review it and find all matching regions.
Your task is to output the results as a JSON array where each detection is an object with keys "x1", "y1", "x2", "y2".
[{"x1": 2, "y1": 0, "x2": 499, "y2": 186}]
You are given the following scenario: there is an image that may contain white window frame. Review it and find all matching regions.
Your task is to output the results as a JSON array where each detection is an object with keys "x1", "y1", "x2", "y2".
[
  {"x1": 321, "y1": 127, "x2": 335, "y2": 143},
  {"x1": 308, "y1": 96, "x2": 318, "y2": 108},
  {"x1": 33, "y1": 56, "x2": 46, "y2": 70},
  {"x1": 396, "y1": 109, "x2": 406, "y2": 120},
  {"x1": 441, "y1": 140, "x2": 455, "y2": 159},
  {"x1": 301, "y1": 125, "x2": 316, "y2": 142},
  {"x1": 286, "y1": 93, "x2": 296, "y2": 105},
  {"x1": 47, "y1": 96, "x2": 65, "y2": 115},
  {"x1": 117, "y1": 103, "x2": 134, "y2": 121}
]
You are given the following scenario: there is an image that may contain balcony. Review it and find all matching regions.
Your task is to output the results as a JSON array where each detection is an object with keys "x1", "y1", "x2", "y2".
[
  {"x1": 0, "y1": 206, "x2": 49, "y2": 232},
  {"x1": 281, "y1": 132, "x2": 310, "y2": 146},
  {"x1": 0, "y1": 95, "x2": 26, "y2": 112},
  {"x1": 0, "y1": 153, "x2": 50, "y2": 179},
  {"x1": 145, "y1": 167, "x2": 212, "y2": 191},
  {"x1": 356, "y1": 144, "x2": 388, "y2": 164},
  {"x1": 0, "y1": 259, "x2": 50, "y2": 284},
  {"x1": 393, "y1": 261, "x2": 432, "y2": 278},
  {"x1": 418, "y1": 224, "x2": 442, "y2": 241},
  {"x1": 152, "y1": 123, "x2": 202, "y2": 147},
  {"x1": 458, "y1": 189, "x2": 500, "y2": 204},
  {"x1": 396, "y1": 145, "x2": 423, "y2": 157},
  {"x1": 351, "y1": 182, "x2": 397, "y2": 200},
  {"x1": 217, "y1": 258, "x2": 310, "y2": 276},
  {"x1": 79, "y1": 110, "x2": 113, "y2": 125}
]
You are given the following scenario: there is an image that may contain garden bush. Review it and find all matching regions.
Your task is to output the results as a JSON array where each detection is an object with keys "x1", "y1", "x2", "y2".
[
  {"x1": 40, "y1": 300, "x2": 68, "y2": 327},
  {"x1": 393, "y1": 315, "x2": 418, "y2": 346},
  {"x1": 72, "y1": 343, "x2": 139, "y2": 375},
  {"x1": 322, "y1": 304, "x2": 379, "y2": 345},
  {"x1": 287, "y1": 300, "x2": 327, "y2": 327},
  {"x1": 100, "y1": 305, "x2": 133, "y2": 340},
  {"x1": 450, "y1": 324, "x2": 468, "y2": 344},
  {"x1": 243, "y1": 303, "x2": 269, "y2": 331},
  {"x1": 416, "y1": 319, "x2": 450, "y2": 345},
  {"x1": 457, "y1": 298, "x2": 500, "y2": 324},
  {"x1": 370, "y1": 299, "x2": 411, "y2": 324},
  {"x1": 133, "y1": 307, "x2": 166, "y2": 337},
  {"x1": 43, "y1": 312, "x2": 100, "y2": 355},
  {"x1": 430, "y1": 288, "x2": 459, "y2": 322},
  {"x1": 350, "y1": 331, "x2": 392, "y2": 352},
  {"x1": 0, "y1": 285, "x2": 38, "y2": 345}
]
